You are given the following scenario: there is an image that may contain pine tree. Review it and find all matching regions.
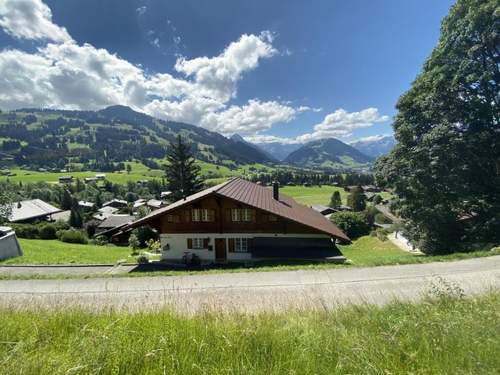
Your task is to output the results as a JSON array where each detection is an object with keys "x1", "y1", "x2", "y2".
[
  {"x1": 69, "y1": 198, "x2": 83, "y2": 228},
  {"x1": 329, "y1": 191, "x2": 342, "y2": 208},
  {"x1": 165, "y1": 135, "x2": 203, "y2": 201},
  {"x1": 61, "y1": 189, "x2": 72, "y2": 210}
]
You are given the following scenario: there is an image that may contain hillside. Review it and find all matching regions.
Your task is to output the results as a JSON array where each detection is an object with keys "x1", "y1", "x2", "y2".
[
  {"x1": 0, "y1": 106, "x2": 274, "y2": 171},
  {"x1": 284, "y1": 138, "x2": 372, "y2": 169},
  {"x1": 253, "y1": 141, "x2": 302, "y2": 161},
  {"x1": 230, "y1": 134, "x2": 277, "y2": 162},
  {"x1": 350, "y1": 135, "x2": 395, "y2": 158}
]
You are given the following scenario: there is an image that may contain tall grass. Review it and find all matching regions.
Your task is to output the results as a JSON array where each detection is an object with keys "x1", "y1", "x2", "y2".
[{"x1": 1, "y1": 292, "x2": 499, "y2": 374}]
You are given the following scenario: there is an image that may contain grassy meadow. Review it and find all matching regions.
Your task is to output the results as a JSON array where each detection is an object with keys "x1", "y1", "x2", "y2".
[
  {"x1": 280, "y1": 184, "x2": 349, "y2": 205},
  {"x1": 0, "y1": 292, "x2": 499, "y2": 374},
  {"x1": 0, "y1": 239, "x2": 131, "y2": 265}
]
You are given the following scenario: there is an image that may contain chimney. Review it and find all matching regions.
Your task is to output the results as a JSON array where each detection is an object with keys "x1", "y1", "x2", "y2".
[{"x1": 272, "y1": 181, "x2": 279, "y2": 201}]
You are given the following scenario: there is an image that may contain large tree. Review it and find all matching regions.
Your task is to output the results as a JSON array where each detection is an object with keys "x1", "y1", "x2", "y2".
[
  {"x1": 165, "y1": 135, "x2": 203, "y2": 201},
  {"x1": 375, "y1": 0, "x2": 499, "y2": 254}
]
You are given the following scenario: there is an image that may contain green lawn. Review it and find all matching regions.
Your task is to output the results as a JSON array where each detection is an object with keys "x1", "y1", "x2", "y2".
[
  {"x1": 280, "y1": 185, "x2": 348, "y2": 206},
  {"x1": 0, "y1": 239, "x2": 131, "y2": 265},
  {"x1": 1, "y1": 292, "x2": 499, "y2": 374}
]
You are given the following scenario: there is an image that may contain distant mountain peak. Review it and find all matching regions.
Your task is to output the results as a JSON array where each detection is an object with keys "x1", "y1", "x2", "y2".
[
  {"x1": 284, "y1": 137, "x2": 372, "y2": 169},
  {"x1": 230, "y1": 134, "x2": 245, "y2": 142},
  {"x1": 350, "y1": 135, "x2": 395, "y2": 158}
]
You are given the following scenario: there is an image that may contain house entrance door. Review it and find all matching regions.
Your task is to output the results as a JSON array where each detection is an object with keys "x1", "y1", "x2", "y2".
[{"x1": 215, "y1": 238, "x2": 227, "y2": 262}]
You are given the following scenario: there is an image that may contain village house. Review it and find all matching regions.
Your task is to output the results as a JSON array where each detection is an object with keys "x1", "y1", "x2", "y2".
[
  {"x1": 124, "y1": 178, "x2": 350, "y2": 264},
  {"x1": 7, "y1": 199, "x2": 62, "y2": 223}
]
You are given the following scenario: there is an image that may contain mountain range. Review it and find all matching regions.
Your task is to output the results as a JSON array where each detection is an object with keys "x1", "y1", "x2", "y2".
[
  {"x1": 283, "y1": 138, "x2": 373, "y2": 169},
  {"x1": 350, "y1": 136, "x2": 395, "y2": 158},
  {"x1": 0, "y1": 105, "x2": 394, "y2": 171}
]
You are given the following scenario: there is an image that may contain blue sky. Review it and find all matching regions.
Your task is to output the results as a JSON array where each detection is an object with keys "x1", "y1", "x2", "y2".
[{"x1": 0, "y1": 0, "x2": 454, "y2": 144}]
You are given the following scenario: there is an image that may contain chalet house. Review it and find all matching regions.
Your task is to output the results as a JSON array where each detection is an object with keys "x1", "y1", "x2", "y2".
[
  {"x1": 102, "y1": 199, "x2": 128, "y2": 209},
  {"x1": 95, "y1": 214, "x2": 134, "y2": 245},
  {"x1": 7, "y1": 199, "x2": 62, "y2": 223},
  {"x1": 125, "y1": 178, "x2": 350, "y2": 263}
]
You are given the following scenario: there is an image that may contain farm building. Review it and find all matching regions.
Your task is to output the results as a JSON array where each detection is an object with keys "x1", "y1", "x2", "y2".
[
  {"x1": 311, "y1": 205, "x2": 336, "y2": 216},
  {"x1": 102, "y1": 199, "x2": 128, "y2": 209},
  {"x1": 124, "y1": 178, "x2": 349, "y2": 264},
  {"x1": 7, "y1": 199, "x2": 62, "y2": 223},
  {"x1": 95, "y1": 214, "x2": 134, "y2": 245}
]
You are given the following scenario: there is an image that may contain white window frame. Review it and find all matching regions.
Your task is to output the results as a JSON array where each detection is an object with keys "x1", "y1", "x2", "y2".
[
  {"x1": 234, "y1": 238, "x2": 248, "y2": 252},
  {"x1": 192, "y1": 209, "x2": 201, "y2": 222},
  {"x1": 201, "y1": 209, "x2": 210, "y2": 222},
  {"x1": 231, "y1": 208, "x2": 253, "y2": 222},
  {"x1": 241, "y1": 208, "x2": 252, "y2": 222},
  {"x1": 192, "y1": 238, "x2": 204, "y2": 249},
  {"x1": 231, "y1": 208, "x2": 240, "y2": 222}
]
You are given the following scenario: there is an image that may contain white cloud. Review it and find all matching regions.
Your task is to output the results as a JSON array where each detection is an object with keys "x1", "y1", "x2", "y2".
[
  {"x1": 174, "y1": 32, "x2": 277, "y2": 102},
  {"x1": 0, "y1": 0, "x2": 71, "y2": 43},
  {"x1": 0, "y1": 2, "x2": 302, "y2": 137},
  {"x1": 0, "y1": 1, "x2": 385, "y2": 143},
  {"x1": 200, "y1": 100, "x2": 297, "y2": 136},
  {"x1": 295, "y1": 108, "x2": 389, "y2": 143},
  {"x1": 245, "y1": 134, "x2": 301, "y2": 144},
  {"x1": 136, "y1": 6, "x2": 147, "y2": 16},
  {"x1": 349, "y1": 134, "x2": 393, "y2": 144}
]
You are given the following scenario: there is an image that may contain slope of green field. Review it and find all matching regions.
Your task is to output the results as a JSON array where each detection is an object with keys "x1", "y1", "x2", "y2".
[{"x1": 1, "y1": 293, "x2": 499, "y2": 374}]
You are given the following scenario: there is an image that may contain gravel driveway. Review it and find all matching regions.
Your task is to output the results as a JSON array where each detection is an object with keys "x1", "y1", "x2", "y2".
[{"x1": 0, "y1": 256, "x2": 499, "y2": 314}]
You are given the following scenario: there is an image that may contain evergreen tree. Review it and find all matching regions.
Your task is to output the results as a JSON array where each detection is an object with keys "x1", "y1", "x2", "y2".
[
  {"x1": 165, "y1": 135, "x2": 203, "y2": 201},
  {"x1": 375, "y1": 0, "x2": 499, "y2": 253},
  {"x1": 347, "y1": 186, "x2": 366, "y2": 212},
  {"x1": 61, "y1": 189, "x2": 72, "y2": 210},
  {"x1": 69, "y1": 198, "x2": 83, "y2": 228},
  {"x1": 329, "y1": 191, "x2": 342, "y2": 208}
]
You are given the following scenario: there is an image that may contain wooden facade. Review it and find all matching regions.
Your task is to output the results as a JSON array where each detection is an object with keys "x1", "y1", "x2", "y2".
[{"x1": 147, "y1": 195, "x2": 324, "y2": 236}]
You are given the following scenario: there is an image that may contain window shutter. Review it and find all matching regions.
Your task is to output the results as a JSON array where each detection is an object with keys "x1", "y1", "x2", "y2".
[
  {"x1": 250, "y1": 209, "x2": 256, "y2": 222},
  {"x1": 187, "y1": 238, "x2": 193, "y2": 249},
  {"x1": 203, "y1": 238, "x2": 209, "y2": 248},
  {"x1": 185, "y1": 210, "x2": 191, "y2": 223},
  {"x1": 247, "y1": 238, "x2": 254, "y2": 251},
  {"x1": 228, "y1": 238, "x2": 235, "y2": 252},
  {"x1": 226, "y1": 208, "x2": 232, "y2": 222}
]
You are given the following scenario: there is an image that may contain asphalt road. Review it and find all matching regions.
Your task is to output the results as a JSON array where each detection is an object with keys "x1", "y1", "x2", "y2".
[{"x1": 1, "y1": 256, "x2": 499, "y2": 314}]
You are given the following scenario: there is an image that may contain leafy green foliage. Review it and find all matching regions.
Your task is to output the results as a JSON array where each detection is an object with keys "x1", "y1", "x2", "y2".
[
  {"x1": 375, "y1": 0, "x2": 500, "y2": 254},
  {"x1": 59, "y1": 229, "x2": 88, "y2": 244},
  {"x1": 330, "y1": 211, "x2": 370, "y2": 238}
]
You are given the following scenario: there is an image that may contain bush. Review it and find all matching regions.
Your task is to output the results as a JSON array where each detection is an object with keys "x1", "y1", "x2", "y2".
[
  {"x1": 59, "y1": 229, "x2": 88, "y2": 244},
  {"x1": 136, "y1": 252, "x2": 149, "y2": 264},
  {"x1": 38, "y1": 224, "x2": 57, "y2": 239},
  {"x1": 93, "y1": 235, "x2": 108, "y2": 246},
  {"x1": 10, "y1": 224, "x2": 40, "y2": 239},
  {"x1": 330, "y1": 211, "x2": 370, "y2": 239},
  {"x1": 133, "y1": 226, "x2": 157, "y2": 247}
]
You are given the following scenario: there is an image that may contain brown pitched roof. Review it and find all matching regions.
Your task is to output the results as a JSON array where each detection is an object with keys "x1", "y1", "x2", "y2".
[{"x1": 126, "y1": 178, "x2": 350, "y2": 242}]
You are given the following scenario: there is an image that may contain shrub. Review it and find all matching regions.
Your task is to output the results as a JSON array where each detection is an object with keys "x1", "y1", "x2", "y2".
[
  {"x1": 133, "y1": 226, "x2": 157, "y2": 247},
  {"x1": 136, "y1": 252, "x2": 149, "y2": 264},
  {"x1": 38, "y1": 224, "x2": 57, "y2": 239},
  {"x1": 59, "y1": 229, "x2": 88, "y2": 244},
  {"x1": 10, "y1": 224, "x2": 40, "y2": 239},
  {"x1": 146, "y1": 239, "x2": 161, "y2": 253},
  {"x1": 330, "y1": 211, "x2": 370, "y2": 239},
  {"x1": 93, "y1": 235, "x2": 109, "y2": 246},
  {"x1": 129, "y1": 233, "x2": 140, "y2": 255}
]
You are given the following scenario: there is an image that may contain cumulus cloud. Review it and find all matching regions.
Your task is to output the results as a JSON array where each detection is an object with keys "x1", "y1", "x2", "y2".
[
  {"x1": 0, "y1": 1, "x2": 305, "y2": 137},
  {"x1": 349, "y1": 134, "x2": 393, "y2": 144},
  {"x1": 245, "y1": 134, "x2": 301, "y2": 144},
  {"x1": 0, "y1": 1, "x2": 385, "y2": 142},
  {"x1": 295, "y1": 108, "x2": 389, "y2": 143},
  {"x1": 174, "y1": 31, "x2": 277, "y2": 102},
  {"x1": 0, "y1": 0, "x2": 71, "y2": 42},
  {"x1": 200, "y1": 99, "x2": 296, "y2": 136}
]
